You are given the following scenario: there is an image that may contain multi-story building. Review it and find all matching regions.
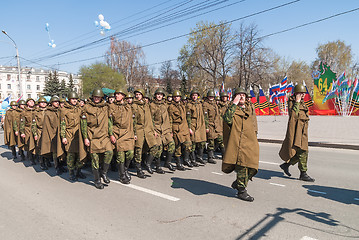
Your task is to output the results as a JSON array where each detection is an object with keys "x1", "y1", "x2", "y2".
[{"x1": 0, "y1": 66, "x2": 81, "y2": 100}]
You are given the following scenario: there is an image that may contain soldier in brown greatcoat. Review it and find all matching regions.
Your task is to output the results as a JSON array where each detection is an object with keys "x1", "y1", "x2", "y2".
[
  {"x1": 4, "y1": 101, "x2": 18, "y2": 159},
  {"x1": 109, "y1": 88, "x2": 136, "y2": 184},
  {"x1": 15, "y1": 100, "x2": 26, "y2": 160},
  {"x1": 20, "y1": 98, "x2": 37, "y2": 165}
]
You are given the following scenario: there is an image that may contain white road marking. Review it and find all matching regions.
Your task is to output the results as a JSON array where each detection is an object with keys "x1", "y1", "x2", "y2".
[
  {"x1": 259, "y1": 161, "x2": 279, "y2": 165},
  {"x1": 192, "y1": 168, "x2": 199, "y2": 171},
  {"x1": 307, "y1": 189, "x2": 327, "y2": 195},
  {"x1": 111, "y1": 180, "x2": 180, "y2": 202},
  {"x1": 354, "y1": 198, "x2": 359, "y2": 201},
  {"x1": 269, "y1": 183, "x2": 285, "y2": 187},
  {"x1": 211, "y1": 172, "x2": 223, "y2": 176},
  {"x1": 300, "y1": 236, "x2": 318, "y2": 240}
]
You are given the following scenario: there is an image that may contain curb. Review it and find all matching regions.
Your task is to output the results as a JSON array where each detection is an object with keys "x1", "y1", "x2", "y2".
[{"x1": 258, "y1": 139, "x2": 359, "y2": 150}]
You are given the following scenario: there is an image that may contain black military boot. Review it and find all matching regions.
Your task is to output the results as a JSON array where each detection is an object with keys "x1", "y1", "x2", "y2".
[
  {"x1": 144, "y1": 154, "x2": 154, "y2": 174},
  {"x1": 299, "y1": 171, "x2": 315, "y2": 182},
  {"x1": 11, "y1": 146, "x2": 17, "y2": 159},
  {"x1": 76, "y1": 168, "x2": 87, "y2": 179},
  {"x1": 183, "y1": 151, "x2": 193, "y2": 167},
  {"x1": 164, "y1": 151, "x2": 175, "y2": 171},
  {"x1": 280, "y1": 162, "x2": 291, "y2": 176},
  {"x1": 45, "y1": 158, "x2": 52, "y2": 168},
  {"x1": 220, "y1": 146, "x2": 225, "y2": 160},
  {"x1": 29, "y1": 153, "x2": 36, "y2": 165},
  {"x1": 175, "y1": 156, "x2": 185, "y2": 171},
  {"x1": 39, "y1": 156, "x2": 48, "y2": 170},
  {"x1": 237, "y1": 187, "x2": 254, "y2": 202},
  {"x1": 196, "y1": 147, "x2": 206, "y2": 165},
  {"x1": 207, "y1": 150, "x2": 216, "y2": 164},
  {"x1": 189, "y1": 151, "x2": 199, "y2": 167},
  {"x1": 93, "y1": 169, "x2": 104, "y2": 189},
  {"x1": 69, "y1": 170, "x2": 77, "y2": 181},
  {"x1": 101, "y1": 163, "x2": 111, "y2": 184},
  {"x1": 110, "y1": 159, "x2": 118, "y2": 172},
  {"x1": 155, "y1": 158, "x2": 165, "y2": 174},
  {"x1": 125, "y1": 158, "x2": 132, "y2": 181},
  {"x1": 118, "y1": 162, "x2": 130, "y2": 184},
  {"x1": 135, "y1": 162, "x2": 146, "y2": 179},
  {"x1": 19, "y1": 149, "x2": 25, "y2": 161},
  {"x1": 231, "y1": 180, "x2": 240, "y2": 191}
]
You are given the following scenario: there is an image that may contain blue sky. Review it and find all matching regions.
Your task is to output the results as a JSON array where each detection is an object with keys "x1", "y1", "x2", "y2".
[{"x1": 0, "y1": 0, "x2": 358, "y2": 77}]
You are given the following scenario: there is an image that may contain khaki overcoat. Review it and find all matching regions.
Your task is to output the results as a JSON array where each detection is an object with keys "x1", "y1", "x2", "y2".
[
  {"x1": 168, "y1": 101, "x2": 191, "y2": 144},
  {"x1": 40, "y1": 106, "x2": 59, "y2": 156},
  {"x1": 279, "y1": 96, "x2": 309, "y2": 161},
  {"x1": 186, "y1": 100, "x2": 206, "y2": 143},
  {"x1": 33, "y1": 107, "x2": 47, "y2": 154},
  {"x1": 222, "y1": 103, "x2": 259, "y2": 174},
  {"x1": 202, "y1": 99, "x2": 221, "y2": 140},
  {"x1": 20, "y1": 106, "x2": 36, "y2": 152},
  {"x1": 149, "y1": 99, "x2": 173, "y2": 145},
  {"x1": 4, "y1": 108, "x2": 17, "y2": 147},
  {"x1": 14, "y1": 108, "x2": 24, "y2": 148}
]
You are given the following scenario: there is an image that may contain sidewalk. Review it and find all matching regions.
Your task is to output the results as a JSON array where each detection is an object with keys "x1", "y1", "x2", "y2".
[{"x1": 256, "y1": 116, "x2": 359, "y2": 150}]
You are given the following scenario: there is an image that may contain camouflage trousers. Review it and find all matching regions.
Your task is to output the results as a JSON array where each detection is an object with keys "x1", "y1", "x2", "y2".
[
  {"x1": 289, "y1": 148, "x2": 308, "y2": 172},
  {"x1": 134, "y1": 144, "x2": 161, "y2": 163},
  {"x1": 116, "y1": 150, "x2": 134, "y2": 164},
  {"x1": 191, "y1": 141, "x2": 206, "y2": 153},
  {"x1": 235, "y1": 165, "x2": 257, "y2": 188},
  {"x1": 163, "y1": 140, "x2": 175, "y2": 154},
  {"x1": 91, "y1": 151, "x2": 113, "y2": 170},
  {"x1": 174, "y1": 141, "x2": 191, "y2": 157},
  {"x1": 67, "y1": 152, "x2": 84, "y2": 171},
  {"x1": 207, "y1": 135, "x2": 224, "y2": 151}
]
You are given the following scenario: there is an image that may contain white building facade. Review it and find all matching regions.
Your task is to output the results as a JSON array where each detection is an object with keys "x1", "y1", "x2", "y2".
[{"x1": 0, "y1": 66, "x2": 82, "y2": 100}]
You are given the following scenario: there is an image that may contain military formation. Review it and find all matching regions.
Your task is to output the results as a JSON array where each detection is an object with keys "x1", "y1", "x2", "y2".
[{"x1": 3, "y1": 84, "x2": 314, "y2": 202}]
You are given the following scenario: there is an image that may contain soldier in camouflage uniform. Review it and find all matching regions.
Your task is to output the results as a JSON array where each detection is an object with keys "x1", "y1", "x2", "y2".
[
  {"x1": 16, "y1": 100, "x2": 26, "y2": 160},
  {"x1": 81, "y1": 88, "x2": 113, "y2": 189},
  {"x1": 59, "y1": 91, "x2": 87, "y2": 181},
  {"x1": 132, "y1": 89, "x2": 161, "y2": 178},
  {"x1": 32, "y1": 97, "x2": 50, "y2": 170},
  {"x1": 109, "y1": 88, "x2": 135, "y2": 184},
  {"x1": 203, "y1": 89, "x2": 224, "y2": 163},
  {"x1": 218, "y1": 91, "x2": 230, "y2": 117},
  {"x1": 186, "y1": 89, "x2": 207, "y2": 166},
  {"x1": 167, "y1": 90, "x2": 189, "y2": 171},
  {"x1": 20, "y1": 98, "x2": 37, "y2": 165},
  {"x1": 4, "y1": 101, "x2": 18, "y2": 159},
  {"x1": 149, "y1": 88, "x2": 176, "y2": 172}
]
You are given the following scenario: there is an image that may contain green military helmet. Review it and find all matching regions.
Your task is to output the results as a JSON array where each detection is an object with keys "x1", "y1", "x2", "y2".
[
  {"x1": 126, "y1": 92, "x2": 134, "y2": 98},
  {"x1": 215, "y1": 96, "x2": 220, "y2": 101},
  {"x1": 144, "y1": 92, "x2": 151, "y2": 99},
  {"x1": 167, "y1": 93, "x2": 172, "y2": 98},
  {"x1": 134, "y1": 88, "x2": 145, "y2": 96},
  {"x1": 50, "y1": 96, "x2": 60, "y2": 103},
  {"x1": 154, "y1": 87, "x2": 165, "y2": 96},
  {"x1": 26, "y1": 98, "x2": 35, "y2": 103},
  {"x1": 220, "y1": 91, "x2": 229, "y2": 97},
  {"x1": 68, "y1": 91, "x2": 79, "y2": 99},
  {"x1": 190, "y1": 88, "x2": 200, "y2": 96},
  {"x1": 60, "y1": 98, "x2": 66, "y2": 103},
  {"x1": 172, "y1": 90, "x2": 181, "y2": 97},
  {"x1": 108, "y1": 92, "x2": 115, "y2": 97},
  {"x1": 10, "y1": 101, "x2": 18, "y2": 106},
  {"x1": 207, "y1": 89, "x2": 215, "y2": 97},
  {"x1": 115, "y1": 87, "x2": 126, "y2": 95},
  {"x1": 294, "y1": 83, "x2": 306, "y2": 93},
  {"x1": 18, "y1": 100, "x2": 26, "y2": 105},
  {"x1": 233, "y1": 87, "x2": 247, "y2": 97},
  {"x1": 38, "y1": 97, "x2": 47, "y2": 103},
  {"x1": 92, "y1": 87, "x2": 104, "y2": 98}
]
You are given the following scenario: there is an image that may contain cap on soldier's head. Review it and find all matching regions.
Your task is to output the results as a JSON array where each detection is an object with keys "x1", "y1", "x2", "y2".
[
  {"x1": 60, "y1": 98, "x2": 66, "y2": 103},
  {"x1": 294, "y1": 83, "x2": 306, "y2": 93},
  {"x1": 134, "y1": 89, "x2": 145, "y2": 96},
  {"x1": 92, "y1": 87, "x2": 104, "y2": 98},
  {"x1": 108, "y1": 92, "x2": 115, "y2": 98},
  {"x1": 18, "y1": 100, "x2": 26, "y2": 105},
  {"x1": 126, "y1": 92, "x2": 134, "y2": 98},
  {"x1": 172, "y1": 90, "x2": 181, "y2": 97},
  {"x1": 10, "y1": 101, "x2": 18, "y2": 106},
  {"x1": 207, "y1": 89, "x2": 215, "y2": 97},
  {"x1": 26, "y1": 98, "x2": 35, "y2": 103},
  {"x1": 38, "y1": 97, "x2": 47, "y2": 103},
  {"x1": 154, "y1": 88, "x2": 165, "y2": 96},
  {"x1": 233, "y1": 87, "x2": 247, "y2": 97},
  {"x1": 167, "y1": 93, "x2": 172, "y2": 98},
  {"x1": 220, "y1": 91, "x2": 229, "y2": 97},
  {"x1": 68, "y1": 91, "x2": 79, "y2": 99},
  {"x1": 115, "y1": 87, "x2": 126, "y2": 96},
  {"x1": 190, "y1": 88, "x2": 200, "y2": 96},
  {"x1": 50, "y1": 96, "x2": 60, "y2": 103},
  {"x1": 215, "y1": 96, "x2": 220, "y2": 101}
]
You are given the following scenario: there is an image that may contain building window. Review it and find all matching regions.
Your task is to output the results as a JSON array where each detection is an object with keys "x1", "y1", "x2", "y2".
[
  {"x1": 0, "y1": 93, "x2": 2, "y2": 99},
  {"x1": 7, "y1": 74, "x2": 11, "y2": 81},
  {"x1": 27, "y1": 75, "x2": 31, "y2": 81},
  {"x1": 27, "y1": 94, "x2": 31, "y2": 98},
  {"x1": 36, "y1": 85, "x2": 40, "y2": 91},
  {"x1": 36, "y1": 76, "x2": 40, "y2": 81},
  {"x1": 7, "y1": 84, "x2": 11, "y2": 89},
  {"x1": 27, "y1": 85, "x2": 31, "y2": 90}
]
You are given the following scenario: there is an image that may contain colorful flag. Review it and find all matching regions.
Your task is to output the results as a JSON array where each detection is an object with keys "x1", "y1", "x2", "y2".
[
  {"x1": 258, "y1": 85, "x2": 269, "y2": 115},
  {"x1": 269, "y1": 92, "x2": 279, "y2": 115},
  {"x1": 249, "y1": 86, "x2": 259, "y2": 115},
  {"x1": 271, "y1": 84, "x2": 280, "y2": 93},
  {"x1": 303, "y1": 81, "x2": 314, "y2": 108},
  {"x1": 220, "y1": 82, "x2": 224, "y2": 93},
  {"x1": 322, "y1": 89, "x2": 338, "y2": 103},
  {"x1": 281, "y1": 76, "x2": 287, "y2": 85},
  {"x1": 286, "y1": 82, "x2": 294, "y2": 95},
  {"x1": 4, "y1": 94, "x2": 11, "y2": 103}
]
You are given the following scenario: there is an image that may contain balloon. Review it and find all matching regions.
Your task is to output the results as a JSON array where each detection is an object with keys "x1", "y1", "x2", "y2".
[
  {"x1": 48, "y1": 42, "x2": 52, "y2": 47},
  {"x1": 45, "y1": 23, "x2": 49, "y2": 31},
  {"x1": 52, "y1": 44, "x2": 56, "y2": 48},
  {"x1": 100, "y1": 20, "x2": 106, "y2": 27},
  {"x1": 51, "y1": 39, "x2": 54, "y2": 43},
  {"x1": 100, "y1": 30, "x2": 105, "y2": 36},
  {"x1": 94, "y1": 20, "x2": 99, "y2": 27},
  {"x1": 1, "y1": 101, "x2": 9, "y2": 109},
  {"x1": 95, "y1": 14, "x2": 111, "y2": 35},
  {"x1": 98, "y1": 14, "x2": 104, "y2": 21},
  {"x1": 45, "y1": 22, "x2": 56, "y2": 48}
]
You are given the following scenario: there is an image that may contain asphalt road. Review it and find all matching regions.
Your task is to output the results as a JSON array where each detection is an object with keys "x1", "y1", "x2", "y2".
[{"x1": 0, "y1": 137, "x2": 358, "y2": 240}]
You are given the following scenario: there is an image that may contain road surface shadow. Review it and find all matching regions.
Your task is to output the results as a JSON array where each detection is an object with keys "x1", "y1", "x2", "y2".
[
  {"x1": 236, "y1": 207, "x2": 359, "y2": 239},
  {"x1": 170, "y1": 177, "x2": 236, "y2": 197},
  {"x1": 255, "y1": 168, "x2": 296, "y2": 180},
  {"x1": 1, "y1": 151, "x2": 13, "y2": 160},
  {"x1": 303, "y1": 185, "x2": 359, "y2": 205}
]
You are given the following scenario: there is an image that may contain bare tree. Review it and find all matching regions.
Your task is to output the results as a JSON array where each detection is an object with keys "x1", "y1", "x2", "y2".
[{"x1": 160, "y1": 60, "x2": 180, "y2": 93}]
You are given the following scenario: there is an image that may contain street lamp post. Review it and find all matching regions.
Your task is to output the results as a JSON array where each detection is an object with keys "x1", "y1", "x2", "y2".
[{"x1": 2, "y1": 30, "x2": 22, "y2": 98}]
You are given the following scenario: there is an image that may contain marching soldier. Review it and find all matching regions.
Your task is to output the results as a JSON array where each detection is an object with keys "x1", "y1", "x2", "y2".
[
  {"x1": 107, "y1": 92, "x2": 115, "y2": 104},
  {"x1": 58, "y1": 91, "x2": 87, "y2": 181},
  {"x1": 218, "y1": 91, "x2": 230, "y2": 117},
  {"x1": 109, "y1": 88, "x2": 135, "y2": 184},
  {"x1": 167, "y1": 90, "x2": 189, "y2": 171},
  {"x1": 41, "y1": 96, "x2": 66, "y2": 175},
  {"x1": 59, "y1": 98, "x2": 66, "y2": 108},
  {"x1": 81, "y1": 88, "x2": 113, "y2": 189},
  {"x1": 20, "y1": 98, "x2": 37, "y2": 165},
  {"x1": 132, "y1": 89, "x2": 161, "y2": 178},
  {"x1": 203, "y1": 89, "x2": 224, "y2": 162},
  {"x1": 32, "y1": 97, "x2": 50, "y2": 170},
  {"x1": 279, "y1": 84, "x2": 315, "y2": 182},
  {"x1": 4, "y1": 101, "x2": 18, "y2": 159},
  {"x1": 186, "y1": 88, "x2": 207, "y2": 166},
  {"x1": 126, "y1": 92, "x2": 134, "y2": 105},
  {"x1": 222, "y1": 87, "x2": 259, "y2": 202},
  {"x1": 16, "y1": 100, "x2": 26, "y2": 160},
  {"x1": 149, "y1": 88, "x2": 176, "y2": 172}
]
